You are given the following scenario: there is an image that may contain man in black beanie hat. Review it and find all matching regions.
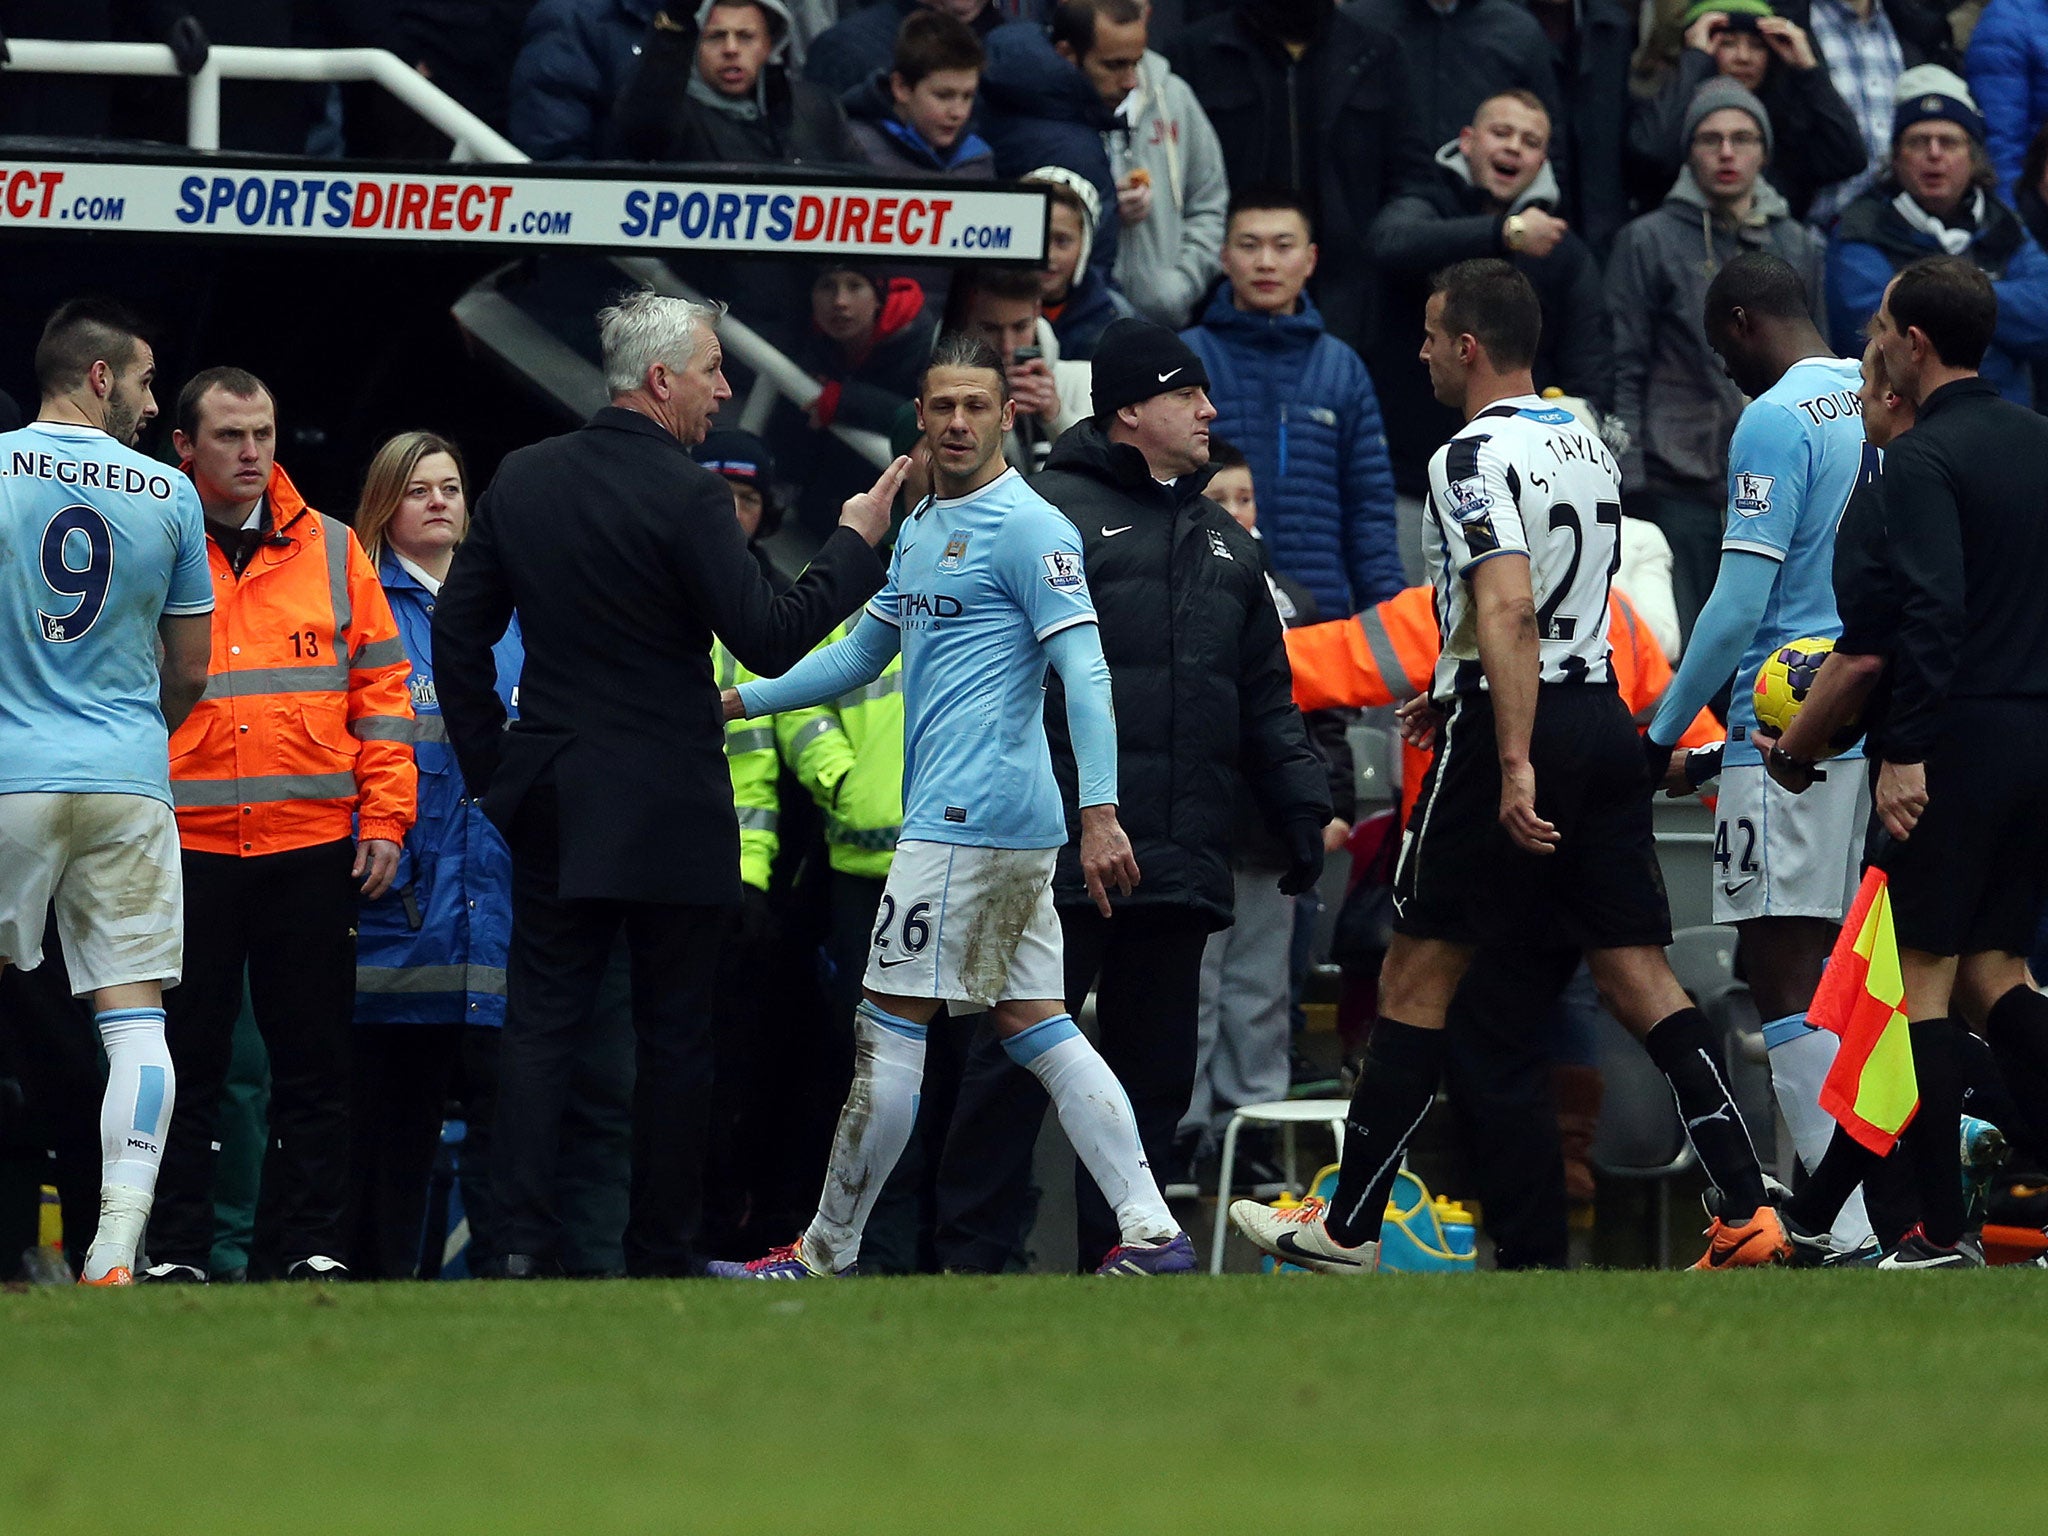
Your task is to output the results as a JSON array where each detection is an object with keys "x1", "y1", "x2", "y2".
[
  {"x1": 694, "y1": 428, "x2": 789, "y2": 584},
  {"x1": 933, "y1": 317, "x2": 1335, "y2": 1272}
]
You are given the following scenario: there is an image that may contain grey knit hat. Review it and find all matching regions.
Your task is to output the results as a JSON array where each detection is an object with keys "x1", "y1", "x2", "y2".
[{"x1": 1683, "y1": 76, "x2": 1773, "y2": 159}]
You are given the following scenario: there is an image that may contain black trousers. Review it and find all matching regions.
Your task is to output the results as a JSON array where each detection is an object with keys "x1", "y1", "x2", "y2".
[
  {"x1": 347, "y1": 1022, "x2": 500, "y2": 1280},
  {"x1": 0, "y1": 918, "x2": 101, "y2": 1276},
  {"x1": 153, "y1": 839, "x2": 357, "y2": 1273},
  {"x1": 935, "y1": 904, "x2": 1211, "y2": 1273},
  {"x1": 491, "y1": 787, "x2": 724, "y2": 1276},
  {"x1": 1441, "y1": 945, "x2": 1581, "y2": 1271}
]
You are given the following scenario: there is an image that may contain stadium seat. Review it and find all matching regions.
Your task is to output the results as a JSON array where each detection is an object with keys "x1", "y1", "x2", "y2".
[
  {"x1": 1589, "y1": 1008, "x2": 1697, "y2": 1269},
  {"x1": 1208, "y1": 1099, "x2": 1348, "y2": 1274}
]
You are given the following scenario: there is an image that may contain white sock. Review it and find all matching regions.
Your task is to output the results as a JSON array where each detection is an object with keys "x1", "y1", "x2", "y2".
[
  {"x1": 1764, "y1": 1015, "x2": 1874, "y2": 1251},
  {"x1": 802, "y1": 1000, "x2": 925, "y2": 1272},
  {"x1": 86, "y1": 1006, "x2": 175, "y2": 1280},
  {"x1": 1004, "y1": 1015, "x2": 1177, "y2": 1247}
]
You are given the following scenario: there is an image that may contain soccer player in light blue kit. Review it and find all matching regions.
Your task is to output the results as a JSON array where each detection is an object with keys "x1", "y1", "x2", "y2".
[
  {"x1": 1642, "y1": 253, "x2": 1873, "y2": 1258},
  {"x1": 0, "y1": 300, "x2": 215, "y2": 1284},
  {"x1": 711, "y1": 333, "x2": 1193, "y2": 1277}
]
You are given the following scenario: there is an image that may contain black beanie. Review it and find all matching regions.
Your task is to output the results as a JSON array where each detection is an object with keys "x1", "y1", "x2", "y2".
[{"x1": 1089, "y1": 319, "x2": 1211, "y2": 418}]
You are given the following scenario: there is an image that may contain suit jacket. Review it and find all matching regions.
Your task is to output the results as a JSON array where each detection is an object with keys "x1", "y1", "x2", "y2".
[{"x1": 432, "y1": 406, "x2": 884, "y2": 904}]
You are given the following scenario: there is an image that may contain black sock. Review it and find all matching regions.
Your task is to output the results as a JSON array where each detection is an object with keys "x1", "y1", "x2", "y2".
[
  {"x1": 1640, "y1": 1007, "x2": 1767, "y2": 1215},
  {"x1": 1786, "y1": 1121, "x2": 1883, "y2": 1235},
  {"x1": 1325, "y1": 1019, "x2": 1444, "y2": 1247},
  {"x1": 1984, "y1": 986, "x2": 2048, "y2": 1158},
  {"x1": 1899, "y1": 1018, "x2": 1967, "y2": 1247}
]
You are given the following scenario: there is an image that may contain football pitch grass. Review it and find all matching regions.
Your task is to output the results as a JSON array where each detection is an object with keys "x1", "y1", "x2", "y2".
[{"x1": 6, "y1": 1272, "x2": 2047, "y2": 1531}]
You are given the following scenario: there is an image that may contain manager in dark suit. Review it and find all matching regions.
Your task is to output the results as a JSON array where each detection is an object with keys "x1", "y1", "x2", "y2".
[{"x1": 434, "y1": 289, "x2": 906, "y2": 1277}]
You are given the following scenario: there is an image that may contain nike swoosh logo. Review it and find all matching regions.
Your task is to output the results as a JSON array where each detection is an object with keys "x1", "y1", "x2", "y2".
[
  {"x1": 1101, "y1": 525, "x2": 1133, "y2": 537},
  {"x1": 1878, "y1": 1250, "x2": 1964, "y2": 1270},
  {"x1": 876, "y1": 954, "x2": 920, "y2": 969},
  {"x1": 1274, "y1": 1231, "x2": 1364, "y2": 1267},
  {"x1": 1721, "y1": 878, "x2": 1755, "y2": 897},
  {"x1": 1156, "y1": 368, "x2": 1181, "y2": 383}
]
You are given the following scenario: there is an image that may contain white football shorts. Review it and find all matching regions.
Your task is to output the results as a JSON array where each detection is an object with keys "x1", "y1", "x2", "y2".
[
  {"x1": 0, "y1": 792, "x2": 184, "y2": 996},
  {"x1": 862, "y1": 840, "x2": 1065, "y2": 1011},
  {"x1": 1711, "y1": 763, "x2": 1866, "y2": 924}
]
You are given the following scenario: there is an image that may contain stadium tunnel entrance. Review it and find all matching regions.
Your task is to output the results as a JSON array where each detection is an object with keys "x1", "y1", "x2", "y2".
[{"x1": 0, "y1": 143, "x2": 1048, "y2": 530}]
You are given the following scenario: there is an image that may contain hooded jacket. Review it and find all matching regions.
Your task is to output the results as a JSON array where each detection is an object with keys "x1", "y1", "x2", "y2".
[
  {"x1": 1606, "y1": 166, "x2": 1827, "y2": 495},
  {"x1": 977, "y1": 21, "x2": 1122, "y2": 292},
  {"x1": 1032, "y1": 420, "x2": 1331, "y2": 927},
  {"x1": 1163, "y1": 0, "x2": 1436, "y2": 351},
  {"x1": 610, "y1": 0, "x2": 859, "y2": 165},
  {"x1": 800, "y1": 275, "x2": 937, "y2": 433},
  {"x1": 1369, "y1": 140, "x2": 1615, "y2": 493},
  {"x1": 507, "y1": 0, "x2": 661, "y2": 160},
  {"x1": 841, "y1": 69, "x2": 996, "y2": 177},
  {"x1": 1626, "y1": 46, "x2": 1867, "y2": 221},
  {"x1": 1181, "y1": 284, "x2": 1404, "y2": 616},
  {"x1": 355, "y1": 551, "x2": 520, "y2": 1028},
  {"x1": 1107, "y1": 50, "x2": 1231, "y2": 329},
  {"x1": 1826, "y1": 180, "x2": 2048, "y2": 407}
]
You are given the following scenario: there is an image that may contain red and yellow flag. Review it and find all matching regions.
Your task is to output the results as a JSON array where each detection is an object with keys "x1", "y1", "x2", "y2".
[{"x1": 1809, "y1": 868, "x2": 1919, "y2": 1154}]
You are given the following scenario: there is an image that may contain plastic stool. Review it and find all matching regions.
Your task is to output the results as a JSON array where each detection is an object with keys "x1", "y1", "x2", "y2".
[{"x1": 1210, "y1": 1099, "x2": 1349, "y2": 1274}]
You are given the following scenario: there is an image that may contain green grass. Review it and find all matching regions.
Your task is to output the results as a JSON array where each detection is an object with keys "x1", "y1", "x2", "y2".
[{"x1": 6, "y1": 1273, "x2": 2048, "y2": 1531}]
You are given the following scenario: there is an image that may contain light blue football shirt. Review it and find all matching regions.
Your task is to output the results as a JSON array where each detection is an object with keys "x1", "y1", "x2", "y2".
[
  {"x1": 1721, "y1": 356, "x2": 1867, "y2": 766},
  {"x1": 866, "y1": 466, "x2": 1097, "y2": 848},
  {"x1": 0, "y1": 421, "x2": 213, "y2": 804}
]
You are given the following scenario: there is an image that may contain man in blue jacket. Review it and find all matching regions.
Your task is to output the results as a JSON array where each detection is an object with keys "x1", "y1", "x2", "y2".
[
  {"x1": 1182, "y1": 188, "x2": 1403, "y2": 616},
  {"x1": 1826, "y1": 66, "x2": 2048, "y2": 407}
]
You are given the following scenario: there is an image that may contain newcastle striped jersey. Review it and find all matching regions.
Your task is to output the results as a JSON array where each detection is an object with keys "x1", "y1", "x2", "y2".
[{"x1": 1423, "y1": 397, "x2": 1623, "y2": 699}]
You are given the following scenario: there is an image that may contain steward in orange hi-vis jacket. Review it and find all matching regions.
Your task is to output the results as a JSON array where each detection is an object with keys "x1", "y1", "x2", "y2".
[
  {"x1": 167, "y1": 462, "x2": 415, "y2": 852},
  {"x1": 147, "y1": 365, "x2": 417, "y2": 1284},
  {"x1": 1285, "y1": 585, "x2": 1718, "y2": 826}
]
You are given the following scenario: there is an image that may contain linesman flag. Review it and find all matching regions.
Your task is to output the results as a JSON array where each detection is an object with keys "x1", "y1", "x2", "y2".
[{"x1": 1808, "y1": 868, "x2": 1919, "y2": 1154}]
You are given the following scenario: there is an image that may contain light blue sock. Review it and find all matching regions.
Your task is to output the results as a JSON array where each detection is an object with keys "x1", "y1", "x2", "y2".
[{"x1": 1763, "y1": 1013, "x2": 1872, "y2": 1249}]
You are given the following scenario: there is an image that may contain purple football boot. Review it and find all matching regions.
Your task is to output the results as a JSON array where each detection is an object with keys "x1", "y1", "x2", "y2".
[
  {"x1": 1094, "y1": 1232, "x2": 1197, "y2": 1276},
  {"x1": 706, "y1": 1240, "x2": 856, "y2": 1279}
]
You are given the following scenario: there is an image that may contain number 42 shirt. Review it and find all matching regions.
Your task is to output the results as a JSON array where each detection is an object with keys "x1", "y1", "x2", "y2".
[{"x1": 0, "y1": 421, "x2": 213, "y2": 804}]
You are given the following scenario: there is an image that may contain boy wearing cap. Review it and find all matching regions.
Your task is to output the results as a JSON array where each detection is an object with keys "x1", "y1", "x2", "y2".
[
  {"x1": 1629, "y1": 1, "x2": 1866, "y2": 220},
  {"x1": 1023, "y1": 167, "x2": 1135, "y2": 362},
  {"x1": 1607, "y1": 74, "x2": 1826, "y2": 641},
  {"x1": 1825, "y1": 64, "x2": 2048, "y2": 406}
]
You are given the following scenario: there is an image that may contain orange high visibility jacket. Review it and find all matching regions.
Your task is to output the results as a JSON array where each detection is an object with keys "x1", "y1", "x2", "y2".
[
  {"x1": 1285, "y1": 585, "x2": 1719, "y2": 825},
  {"x1": 168, "y1": 463, "x2": 416, "y2": 856}
]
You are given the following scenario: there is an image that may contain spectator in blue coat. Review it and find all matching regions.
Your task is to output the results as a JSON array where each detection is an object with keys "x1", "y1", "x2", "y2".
[
  {"x1": 507, "y1": 0, "x2": 660, "y2": 159},
  {"x1": 1826, "y1": 66, "x2": 2048, "y2": 406},
  {"x1": 1965, "y1": 0, "x2": 2048, "y2": 201},
  {"x1": 348, "y1": 432, "x2": 522, "y2": 1280},
  {"x1": 806, "y1": 0, "x2": 1005, "y2": 98},
  {"x1": 1181, "y1": 188, "x2": 1403, "y2": 616},
  {"x1": 976, "y1": 16, "x2": 1121, "y2": 292}
]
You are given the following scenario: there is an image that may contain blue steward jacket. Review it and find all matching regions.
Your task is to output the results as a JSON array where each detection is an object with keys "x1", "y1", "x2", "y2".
[
  {"x1": 1181, "y1": 285, "x2": 1403, "y2": 616},
  {"x1": 355, "y1": 552, "x2": 522, "y2": 1027}
]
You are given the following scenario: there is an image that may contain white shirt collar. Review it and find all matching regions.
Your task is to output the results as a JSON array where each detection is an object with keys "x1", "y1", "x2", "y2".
[{"x1": 394, "y1": 550, "x2": 443, "y2": 595}]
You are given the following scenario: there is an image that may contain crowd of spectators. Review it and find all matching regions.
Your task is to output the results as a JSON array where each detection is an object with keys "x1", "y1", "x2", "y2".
[{"x1": 5, "y1": 0, "x2": 2048, "y2": 1277}]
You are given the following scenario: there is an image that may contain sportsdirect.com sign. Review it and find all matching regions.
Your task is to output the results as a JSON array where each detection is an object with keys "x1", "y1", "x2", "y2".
[{"x1": 0, "y1": 159, "x2": 1047, "y2": 261}]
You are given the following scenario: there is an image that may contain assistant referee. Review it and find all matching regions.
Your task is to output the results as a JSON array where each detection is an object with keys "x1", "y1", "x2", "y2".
[{"x1": 1780, "y1": 256, "x2": 2048, "y2": 1268}]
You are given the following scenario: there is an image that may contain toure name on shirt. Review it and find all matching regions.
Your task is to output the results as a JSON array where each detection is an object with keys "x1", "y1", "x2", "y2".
[
  {"x1": 2, "y1": 450, "x2": 178, "y2": 500},
  {"x1": 1793, "y1": 389, "x2": 1863, "y2": 427}
]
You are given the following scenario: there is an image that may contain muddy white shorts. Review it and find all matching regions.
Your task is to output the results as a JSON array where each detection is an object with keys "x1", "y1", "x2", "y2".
[
  {"x1": 0, "y1": 792, "x2": 184, "y2": 996},
  {"x1": 862, "y1": 840, "x2": 1065, "y2": 1011},
  {"x1": 1711, "y1": 763, "x2": 1866, "y2": 925}
]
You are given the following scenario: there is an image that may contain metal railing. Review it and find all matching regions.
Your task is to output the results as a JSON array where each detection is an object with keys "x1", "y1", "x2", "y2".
[{"x1": 0, "y1": 39, "x2": 892, "y2": 466}]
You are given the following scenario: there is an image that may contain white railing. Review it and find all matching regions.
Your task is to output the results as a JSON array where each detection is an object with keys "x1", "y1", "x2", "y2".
[
  {"x1": 0, "y1": 40, "x2": 522, "y2": 160},
  {"x1": 0, "y1": 39, "x2": 893, "y2": 465}
]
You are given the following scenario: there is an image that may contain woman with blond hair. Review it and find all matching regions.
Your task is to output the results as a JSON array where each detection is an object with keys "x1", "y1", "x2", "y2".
[{"x1": 348, "y1": 431, "x2": 522, "y2": 1278}]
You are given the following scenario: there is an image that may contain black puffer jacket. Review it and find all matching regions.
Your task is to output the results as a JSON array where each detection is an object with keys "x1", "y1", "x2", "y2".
[{"x1": 1034, "y1": 421, "x2": 1333, "y2": 928}]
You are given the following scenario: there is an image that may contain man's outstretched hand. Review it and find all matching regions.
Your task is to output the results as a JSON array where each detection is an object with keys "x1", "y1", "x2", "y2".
[{"x1": 839, "y1": 455, "x2": 912, "y2": 546}]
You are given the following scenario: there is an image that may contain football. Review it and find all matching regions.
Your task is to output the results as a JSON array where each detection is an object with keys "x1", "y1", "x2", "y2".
[{"x1": 1752, "y1": 636, "x2": 1861, "y2": 756}]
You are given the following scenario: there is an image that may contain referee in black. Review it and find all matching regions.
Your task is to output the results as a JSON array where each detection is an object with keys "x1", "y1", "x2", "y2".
[{"x1": 1772, "y1": 256, "x2": 2048, "y2": 1268}]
